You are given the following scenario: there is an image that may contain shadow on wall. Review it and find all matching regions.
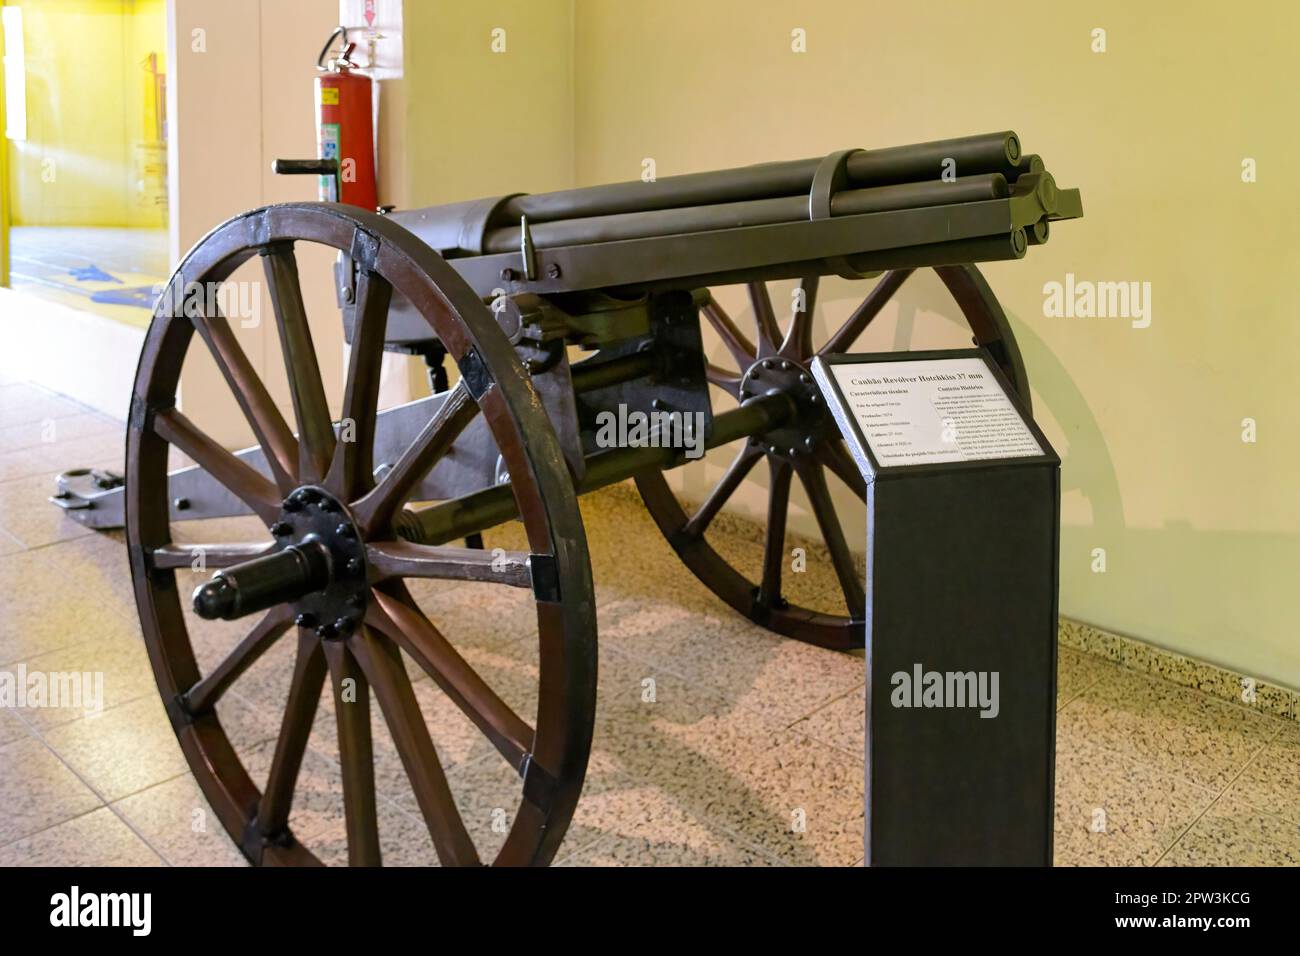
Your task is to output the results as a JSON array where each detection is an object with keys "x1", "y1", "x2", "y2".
[{"x1": 664, "y1": 264, "x2": 1299, "y2": 686}]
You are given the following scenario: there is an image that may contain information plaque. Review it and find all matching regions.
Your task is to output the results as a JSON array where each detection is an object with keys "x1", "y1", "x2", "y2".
[
  {"x1": 821, "y1": 355, "x2": 1042, "y2": 466},
  {"x1": 812, "y1": 349, "x2": 1060, "y2": 867}
]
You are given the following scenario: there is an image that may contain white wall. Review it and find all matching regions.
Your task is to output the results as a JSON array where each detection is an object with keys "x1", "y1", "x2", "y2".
[{"x1": 168, "y1": 0, "x2": 344, "y2": 448}]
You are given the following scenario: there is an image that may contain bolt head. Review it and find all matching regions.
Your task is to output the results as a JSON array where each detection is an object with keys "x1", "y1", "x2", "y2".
[
  {"x1": 804, "y1": 436, "x2": 815, "y2": 449},
  {"x1": 316, "y1": 622, "x2": 337, "y2": 640},
  {"x1": 500, "y1": 267, "x2": 517, "y2": 281},
  {"x1": 546, "y1": 263, "x2": 562, "y2": 279},
  {"x1": 271, "y1": 521, "x2": 291, "y2": 536},
  {"x1": 763, "y1": 359, "x2": 775, "y2": 369},
  {"x1": 333, "y1": 618, "x2": 353, "y2": 636},
  {"x1": 295, "y1": 612, "x2": 317, "y2": 628},
  {"x1": 346, "y1": 557, "x2": 364, "y2": 575},
  {"x1": 300, "y1": 488, "x2": 321, "y2": 504},
  {"x1": 320, "y1": 498, "x2": 339, "y2": 513},
  {"x1": 283, "y1": 496, "x2": 303, "y2": 512},
  {"x1": 336, "y1": 523, "x2": 356, "y2": 539}
]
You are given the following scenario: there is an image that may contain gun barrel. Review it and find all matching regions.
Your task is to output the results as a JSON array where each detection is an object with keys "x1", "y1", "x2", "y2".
[
  {"x1": 383, "y1": 131, "x2": 1080, "y2": 298},
  {"x1": 481, "y1": 173, "x2": 1010, "y2": 254},
  {"x1": 843, "y1": 130, "x2": 1020, "y2": 187},
  {"x1": 497, "y1": 131, "x2": 1021, "y2": 226}
]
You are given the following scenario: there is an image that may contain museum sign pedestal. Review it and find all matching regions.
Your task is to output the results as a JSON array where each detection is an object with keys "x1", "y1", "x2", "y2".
[{"x1": 814, "y1": 348, "x2": 1059, "y2": 866}]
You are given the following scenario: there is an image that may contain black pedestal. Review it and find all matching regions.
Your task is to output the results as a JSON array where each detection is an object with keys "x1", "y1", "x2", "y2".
[
  {"x1": 813, "y1": 348, "x2": 1059, "y2": 866},
  {"x1": 865, "y1": 462, "x2": 1058, "y2": 865}
]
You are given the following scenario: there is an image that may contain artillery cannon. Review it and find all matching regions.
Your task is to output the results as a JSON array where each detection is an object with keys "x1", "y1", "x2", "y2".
[{"x1": 55, "y1": 130, "x2": 1081, "y2": 865}]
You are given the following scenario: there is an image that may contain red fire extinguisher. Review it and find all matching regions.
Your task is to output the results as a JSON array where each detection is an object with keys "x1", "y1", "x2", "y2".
[{"x1": 314, "y1": 26, "x2": 378, "y2": 210}]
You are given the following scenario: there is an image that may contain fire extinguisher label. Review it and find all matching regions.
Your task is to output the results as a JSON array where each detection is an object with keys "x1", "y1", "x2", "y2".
[
  {"x1": 319, "y1": 123, "x2": 341, "y2": 201},
  {"x1": 319, "y1": 86, "x2": 340, "y2": 106}
]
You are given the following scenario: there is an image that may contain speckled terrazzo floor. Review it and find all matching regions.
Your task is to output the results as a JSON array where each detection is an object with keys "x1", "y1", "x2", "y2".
[{"x1": 1, "y1": 377, "x2": 1298, "y2": 867}]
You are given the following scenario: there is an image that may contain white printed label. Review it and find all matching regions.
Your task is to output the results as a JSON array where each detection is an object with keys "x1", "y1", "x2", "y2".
[{"x1": 826, "y1": 357, "x2": 1041, "y2": 466}]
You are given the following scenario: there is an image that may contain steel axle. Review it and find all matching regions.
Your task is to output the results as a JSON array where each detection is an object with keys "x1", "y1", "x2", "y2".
[{"x1": 405, "y1": 390, "x2": 795, "y2": 546}]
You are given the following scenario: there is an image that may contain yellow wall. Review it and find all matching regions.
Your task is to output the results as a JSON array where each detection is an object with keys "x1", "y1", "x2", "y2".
[
  {"x1": 570, "y1": 0, "x2": 1300, "y2": 687},
  {"x1": 397, "y1": 0, "x2": 575, "y2": 208},
  {"x1": 6, "y1": 0, "x2": 167, "y2": 227}
]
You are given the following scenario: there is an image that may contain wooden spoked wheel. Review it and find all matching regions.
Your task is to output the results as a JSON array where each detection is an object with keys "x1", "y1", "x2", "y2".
[
  {"x1": 127, "y1": 203, "x2": 596, "y2": 866},
  {"x1": 636, "y1": 264, "x2": 1029, "y2": 651}
]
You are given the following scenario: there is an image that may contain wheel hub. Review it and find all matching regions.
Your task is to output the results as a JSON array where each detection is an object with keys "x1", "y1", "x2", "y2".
[
  {"x1": 272, "y1": 486, "x2": 369, "y2": 638},
  {"x1": 190, "y1": 485, "x2": 369, "y2": 636},
  {"x1": 738, "y1": 357, "x2": 830, "y2": 459}
]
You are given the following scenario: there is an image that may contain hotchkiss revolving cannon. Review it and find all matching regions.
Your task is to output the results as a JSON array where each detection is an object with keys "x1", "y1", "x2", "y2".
[{"x1": 53, "y1": 130, "x2": 1081, "y2": 865}]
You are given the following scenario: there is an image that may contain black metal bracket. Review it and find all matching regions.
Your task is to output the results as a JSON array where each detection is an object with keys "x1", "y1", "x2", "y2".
[
  {"x1": 239, "y1": 819, "x2": 296, "y2": 864},
  {"x1": 528, "y1": 552, "x2": 561, "y2": 603},
  {"x1": 520, "y1": 753, "x2": 557, "y2": 815},
  {"x1": 457, "y1": 345, "x2": 494, "y2": 400}
]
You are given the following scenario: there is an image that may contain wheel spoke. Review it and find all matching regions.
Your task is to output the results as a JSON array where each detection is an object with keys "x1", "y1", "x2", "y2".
[
  {"x1": 153, "y1": 408, "x2": 281, "y2": 523},
  {"x1": 748, "y1": 281, "x2": 782, "y2": 356},
  {"x1": 365, "y1": 540, "x2": 533, "y2": 589},
  {"x1": 796, "y1": 461, "x2": 866, "y2": 617},
  {"x1": 348, "y1": 625, "x2": 480, "y2": 866},
  {"x1": 820, "y1": 268, "x2": 913, "y2": 356},
  {"x1": 683, "y1": 442, "x2": 763, "y2": 539},
  {"x1": 757, "y1": 458, "x2": 793, "y2": 607},
  {"x1": 816, "y1": 440, "x2": 867, "y2": 500},
  {"x1": 256, "y1": 630, "x2": 327, "y2": 839},
  {"x1": 194, "y1": 314, "x2": 299, "y2": 492},
  {"x1": 366, "y1": 586, "x2": 533, "y2": 773},
  {"x1": 326, "y1": 269, "x2": 393, "y2": 501},
  {"x1": 183, "y1": 607, "x2": 293, "y2": 714},
  {"x1": 705, "y1": 363, "x2": 742, "y2": 400},
  {"x1": 701, "y1": 295, "x2": 756, "y2": 368},
  {"x1": 780, "y1": 275, "x2": 819, "y2": 359},
  {"x1": 322, "y1": 638, "x2": 381, "y2": 867},
  {"x1": 352, "y1": 382, "x2": 478, "y2": 533},
  {"x1": 262, "y1": 243, "x2": 336, "y2": 483},
  {"x1": 151, "y1": 542, "x2": 274, "y2": 569}
]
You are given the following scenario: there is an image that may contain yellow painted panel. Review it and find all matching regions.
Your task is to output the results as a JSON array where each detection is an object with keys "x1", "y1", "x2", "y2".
[{"x1": 6, "y1": 0, "x2": 167, "y2": 228}]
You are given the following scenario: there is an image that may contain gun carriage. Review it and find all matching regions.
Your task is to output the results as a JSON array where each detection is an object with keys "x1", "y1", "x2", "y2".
[{"x1": 56, "y1": 130, "x2": 1081, "y2": 866}]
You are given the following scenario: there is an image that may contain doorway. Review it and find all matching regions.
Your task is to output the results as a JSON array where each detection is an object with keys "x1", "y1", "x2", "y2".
[{"x1": 1, "y1": 0, "x2": 168, "y2": 329}]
